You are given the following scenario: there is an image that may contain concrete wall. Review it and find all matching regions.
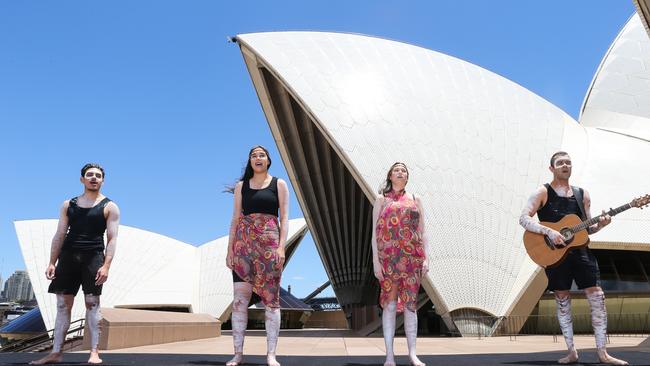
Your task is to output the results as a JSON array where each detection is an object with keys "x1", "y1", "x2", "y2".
[{"x1": 82, "y1": 308, "x2": 220, "y2": 350}]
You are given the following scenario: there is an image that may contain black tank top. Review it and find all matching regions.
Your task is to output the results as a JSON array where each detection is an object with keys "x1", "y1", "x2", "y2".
[
  {"x1": 242, "y1": 177, "x2": 279, "y2": 216},
  {"x1": 537, "y1": 184, "x2": 584, "y2": 223},
  {"x1": 63, "y1": 197, "x2": 111, "y2": 251}
]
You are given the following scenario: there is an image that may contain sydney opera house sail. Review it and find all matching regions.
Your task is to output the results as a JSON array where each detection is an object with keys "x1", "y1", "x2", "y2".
[
  {"x1": 236, "y1": 28, "x2": 650, "y2": 334},
  {"x1": 15, "y1": 218, "x2": 308, "y2": 330}
]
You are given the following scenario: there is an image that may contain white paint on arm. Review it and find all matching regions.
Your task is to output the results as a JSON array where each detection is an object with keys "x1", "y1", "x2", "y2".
[{"x1": 519, "y1": 186, "x2": 553, "y2": 235}]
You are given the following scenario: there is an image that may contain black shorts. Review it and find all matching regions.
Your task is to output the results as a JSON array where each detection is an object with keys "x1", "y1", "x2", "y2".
[
  {"x1": 48, "y1": 250, "x2": 105, "y2": 296},
  {"x1": 545, "y1": 247, "x2": 600, "y2": 291}
]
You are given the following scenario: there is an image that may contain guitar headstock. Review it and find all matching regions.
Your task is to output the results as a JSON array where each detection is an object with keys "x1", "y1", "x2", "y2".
[{"x1": 631, "y1": 194, "x2": 650, "y2": 209}]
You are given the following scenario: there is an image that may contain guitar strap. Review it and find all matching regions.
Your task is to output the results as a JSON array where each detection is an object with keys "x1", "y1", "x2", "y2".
[{"x1": 572, "y1": 185, "x2": 587, "y2": 221}]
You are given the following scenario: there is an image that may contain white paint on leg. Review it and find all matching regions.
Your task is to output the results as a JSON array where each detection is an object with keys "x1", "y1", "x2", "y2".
[{"x1": 84, "y1": 294, "x2": 102, "y2": 352}]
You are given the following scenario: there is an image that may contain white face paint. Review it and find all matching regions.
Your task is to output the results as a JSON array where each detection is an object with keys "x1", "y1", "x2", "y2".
[{"x1": 551, "y1": 155, "x2": 572, "y2": 183}]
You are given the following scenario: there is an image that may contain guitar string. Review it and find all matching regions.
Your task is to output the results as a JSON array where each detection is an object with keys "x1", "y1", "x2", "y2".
[{"x1": 569, "y1": 204, "x2": 631, "y2": 233}]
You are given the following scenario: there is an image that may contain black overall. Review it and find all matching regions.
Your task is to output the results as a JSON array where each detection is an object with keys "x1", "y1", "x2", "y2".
[
  {"x1": 538, "y1": 184, "x2": 600, "y2": 291},
  {"x1": 48, "y1": 197, "x2": 111, "y2": 296}
]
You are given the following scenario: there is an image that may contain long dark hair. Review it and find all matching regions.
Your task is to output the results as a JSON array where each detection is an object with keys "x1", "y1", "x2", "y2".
[
  {"x1": 378, "y1": 162, "x2": 409, "y2": 195},
  {"x1": 224, "y1": 145, "x2": 272, "y2": 193}
]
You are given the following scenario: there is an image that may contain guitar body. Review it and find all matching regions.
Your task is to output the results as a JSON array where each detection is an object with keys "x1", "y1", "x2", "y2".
[{"x1": 523, "y1": 214, "x2": 590, "y2": 268}]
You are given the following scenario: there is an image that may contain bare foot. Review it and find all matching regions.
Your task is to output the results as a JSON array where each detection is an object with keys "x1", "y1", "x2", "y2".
[
  {"x1": 29, "y1": 352, "x2": 63, "y2": 365},
  {"x1": 409, "y1": 354, "x2": 426, "y2": 366},
  {"x1": 88, "y1": 350, "x2": 103, "y2": 364},
  {"x1": 267, "y1": 353, "x2": 281, "y2": 366},
  {"x1": 597, "y1": 349, "x2": 629, "y2": 365},
  {"x1": 226, "y1": 352, "x2": 243, "y2": 366},
  {"x1": 558, "y1": 348, "x2": 578, "y2": 364},
  {"x1": 383, "y1": 358, "x2": 396, "y2": 366}
]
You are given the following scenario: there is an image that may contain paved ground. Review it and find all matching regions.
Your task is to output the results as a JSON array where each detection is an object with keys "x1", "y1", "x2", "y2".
[{"x1": 1, "y1": 331, "x2": 648, "y2": 365}]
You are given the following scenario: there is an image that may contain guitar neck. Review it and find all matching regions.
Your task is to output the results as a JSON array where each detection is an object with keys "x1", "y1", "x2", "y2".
[{"x1": 572, "y1": 203, "x2": 632, "y2": 232}]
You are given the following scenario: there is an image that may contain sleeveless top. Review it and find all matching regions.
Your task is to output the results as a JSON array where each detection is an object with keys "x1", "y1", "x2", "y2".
[
  {"x1": 63, "y1": 197, "x2": 112, "y2": 251},
  {"x1": 376, "y1": 190, "x2": 422, "y2": 246},
  {"x1": 242, "y1": 177, "x2": 279, "y2": 216},
  {"x1": 537, "y1": 183, "x2": 585, "y2": 223}
]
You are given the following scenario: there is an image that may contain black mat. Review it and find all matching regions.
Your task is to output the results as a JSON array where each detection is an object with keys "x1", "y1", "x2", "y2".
[{"x1": 1, "y1": 351, "x2": 649, "y2": 366}]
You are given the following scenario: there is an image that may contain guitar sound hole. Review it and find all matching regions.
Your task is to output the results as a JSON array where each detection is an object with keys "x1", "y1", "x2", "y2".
[
  {"x1": 560, "y1": 228, "x2": 574, "y2": 245},
  {"x1": 544, "y1": 236, "x2": 555, "y2": 250}
]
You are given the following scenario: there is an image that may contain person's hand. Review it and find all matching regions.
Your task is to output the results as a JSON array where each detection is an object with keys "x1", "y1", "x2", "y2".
[
  {"x1": 45, "y1": 264, "x2": 56, "y2": 280},
  {"x1": 226, "y1": 250, "x2": 234, "y2": 270},
  {"x1": 597, "y1": 210, "x2": 612, "y2": 229},
  {"x1": 422, "y1": 259, "x2": 429, "y2": 276},
  {"x1": 95, "y1": 265, "x2": 109, "y2": 285},
  {"x1": 373, "y1": 257, "x2": 384, "y2": 281},
  {"x1": 277, "y1": 247, "x2": 286, "y2": 267},
  {"x1": 548, "y1": 229, "x2": 566, "y2": 247}
]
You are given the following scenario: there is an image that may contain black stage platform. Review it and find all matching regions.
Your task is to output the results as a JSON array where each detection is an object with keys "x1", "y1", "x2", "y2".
[{"x1": 1, "y1": 350, "x2": 649, "y2": 366}]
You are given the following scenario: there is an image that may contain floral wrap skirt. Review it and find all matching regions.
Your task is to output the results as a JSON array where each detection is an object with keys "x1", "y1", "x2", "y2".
[{"x1": 232, "y1": 213, "x2": 282, "y2": 308}]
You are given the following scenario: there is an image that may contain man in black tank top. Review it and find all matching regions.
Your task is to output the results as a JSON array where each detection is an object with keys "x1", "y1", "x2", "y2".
[
  {"x1": 31, "y1": 163, "x2": 120, "y2": 366},
  {"x1": 519, "y1": 152, "x2": 627, "y2": 365}
]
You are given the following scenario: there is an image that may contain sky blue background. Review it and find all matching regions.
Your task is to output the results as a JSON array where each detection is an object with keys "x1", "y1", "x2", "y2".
[{"x1": 0, "y1": 1, "x2": 635, "y2": 298}]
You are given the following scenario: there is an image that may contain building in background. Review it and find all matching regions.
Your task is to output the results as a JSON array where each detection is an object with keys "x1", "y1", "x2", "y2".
[
  {"x1": 1, "y1": 271, "x2": 34, "y2": 303},
  {"x1": 235, "y1": 10, "x2": 650, "y2": 336}
]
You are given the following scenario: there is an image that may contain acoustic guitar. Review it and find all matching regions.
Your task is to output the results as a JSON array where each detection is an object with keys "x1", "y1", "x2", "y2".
[{"x1": 523, "y1": 194, "x2": 650, "y2": 268}]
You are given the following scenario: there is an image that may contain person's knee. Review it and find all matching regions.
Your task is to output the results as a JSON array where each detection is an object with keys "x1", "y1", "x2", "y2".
[
  {"x1": 233, "y1": 292, "x2": 251, "y2": 312},
  {"x1": 56, "y1": 300, "x2": 67, "y2": 311},
  {"x1": 385, "y1": 300, "x2": 397, "y2": 312},
  {"x1": 57, "y1": 295, "x2": 74, "y2": 311},
  {"x1": 584, "y1": 286, "x2": 602, "y2": 295},
  {"x1": 386, "y1": 288, "x2": 399, "y2": 302},
  {"x1": 233, "y1": 297, "x2": 247, "y2": 311},
  {"x1": 84, "y1": 295, "x2": 100, "y2": 311},
  {"x1": 554, "y1": 291, "x2": 571, "y2": 301}
]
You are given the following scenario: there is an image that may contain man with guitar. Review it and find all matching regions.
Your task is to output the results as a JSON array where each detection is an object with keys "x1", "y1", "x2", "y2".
[{"x1": 519, "y1": 151, "x2": 627, "y2": 365}]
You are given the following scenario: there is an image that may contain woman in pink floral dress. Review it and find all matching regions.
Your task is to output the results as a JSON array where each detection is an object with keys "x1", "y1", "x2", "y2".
[
  {"x1": 225, "y1": 146, "x2": 289, "y2": 366},
  {"x1": 372, "y1": 162, "x2": 429, "y2": 366}
]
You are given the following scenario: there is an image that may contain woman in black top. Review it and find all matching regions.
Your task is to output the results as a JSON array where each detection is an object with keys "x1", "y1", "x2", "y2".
[{"x1": 225, "y1": 146, "x2": 289, "y2": 366}]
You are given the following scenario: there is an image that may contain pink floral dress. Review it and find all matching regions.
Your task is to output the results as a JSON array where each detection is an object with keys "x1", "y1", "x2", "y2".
[
  {"x1": 232, "y1": 213, "x2": 282, "y2": 308},
  {"x1": 376, "y1": 190, "x2": 425, "y2": 312}
]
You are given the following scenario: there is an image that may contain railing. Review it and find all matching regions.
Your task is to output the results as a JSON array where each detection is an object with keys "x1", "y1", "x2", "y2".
[
  {"x1": 0, "y1": 318, "x2": 85, "y2": 353},
  {"x1": 450, "y1": 313, "x2": 650, "y2": 339}
]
